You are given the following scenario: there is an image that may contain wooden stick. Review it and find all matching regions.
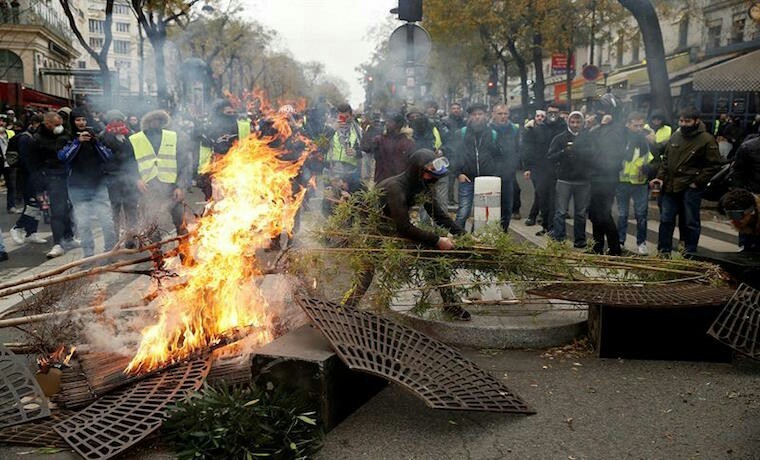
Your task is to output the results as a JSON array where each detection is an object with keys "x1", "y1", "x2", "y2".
[
  {"x1": 0, "y1": 300, "x2": 155, "y2": 328},
  {"x1": 0, "y1": 234, "x2": 188, "y2": 292}
]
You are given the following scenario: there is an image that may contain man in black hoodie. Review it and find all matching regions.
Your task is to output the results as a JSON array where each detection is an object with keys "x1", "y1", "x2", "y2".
[
  {"x1": 343, "y1": 149, "x2": 470, "y2": 320},
  {"x1": 28, "y1": 111, "x2": 76, "y2": 258},
  {"x1": 58, "y1": 107, "x2": 117, "y2": 258}
]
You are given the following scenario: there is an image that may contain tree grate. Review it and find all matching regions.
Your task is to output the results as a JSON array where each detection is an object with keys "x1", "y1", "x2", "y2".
[
  {"x1": 709, "y1": 284, "x2": 760, "y2": 359},
  {"x1": 295, "y1": 294, "x2": 535, "y2": 414},
  {"x1": 0, "y1": 343, "x2": 50, "y2": 429},
  {"x1": 54, "y1": 358, "x2": 211, "y2": 460},
  {"x1": 0, "y1": 411, "x2": 71, "y2": 448},
  {"x1": 526, "y1": 282, "x2": 733, "y2": 308}
]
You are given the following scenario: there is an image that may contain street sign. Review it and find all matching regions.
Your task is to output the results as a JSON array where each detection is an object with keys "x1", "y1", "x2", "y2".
[
  {"x1": 582, "y1": 65, "x2": 601, "y2": 81},
  {"x1": 388, "y1": 23, "x2": 431, "y2": 64}
]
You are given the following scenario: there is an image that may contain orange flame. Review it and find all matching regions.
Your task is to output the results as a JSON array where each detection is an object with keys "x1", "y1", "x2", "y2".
[
  {"x1": 125, "y1": 107, "x2": 310, "y2": 374},
  {"x1": 38, "y1": 345, "x2": 77, "y2": 370}
]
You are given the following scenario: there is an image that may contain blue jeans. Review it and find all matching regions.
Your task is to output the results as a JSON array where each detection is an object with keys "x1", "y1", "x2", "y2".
[
  {"x1": 455, "y1": 180, "x2": 475, "y2": 230},
  {"x1": 551, "y1": 180, "x2": 590, "y2": 247},
  {"x1": 658, "y1": 188, "x2": 703, "y2": 254},
  {"x1": 616, "y1": 183, "x2": 649, "y2": 246},
  {"x1": 0, "y1": 229, "x2": 6, "y2": 253},
  {"x1": 69, "y1": 183, "x2": 117, "y2": 258},
  {"x1": 45, "y1": 171, "x2": 75, "y2": 244}
]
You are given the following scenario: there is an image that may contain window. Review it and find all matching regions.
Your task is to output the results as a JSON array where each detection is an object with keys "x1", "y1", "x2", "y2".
[
  {"x1": 89, "y1": 37, "x2": 104, "y2": 49},
  {"x1": 116, "y1": 59, "x2": 131, "y2": 69},
  {"x1": 731, "y1": 13, "x2": 745, "y2": 44},
  {"x1": 707, "y1": 19, "x2": 722, "y2": 50},
  {"x1": 114, "y1": 4, "x2": 131, "y2": 15},
  {"x1": 113, "y1": 40, "x2": 130, "y2": 54},
  {"x1": 678, "y1": 16, "x2": 689, "y2": 48},
  {"x1": 88, "y1": 19, "x2": 104, "y2": 34},
  {"x1": 116, "y1": 22, "x2": 130, "y2": 33},
  {"x1": 78, "y1": 60, "x2": 86, "y2": 69}
]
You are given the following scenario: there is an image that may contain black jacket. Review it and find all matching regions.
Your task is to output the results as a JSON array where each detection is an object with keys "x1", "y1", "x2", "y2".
[
  {"x1": 443, "y1": 125, "x2": 502, "y2": 179},
  {"x1": 547, "y1": 129, "x2": 592, "y2": 182},
  {"x1": 490, "y1": 122, "x2": 520, "y2": 177},
  {"x1": 732, "y1": 135, "x2": 760, "y2": 193},
  {"x1": 588, "y1": 123, "x2": 627, "y2": 183},
  {"x1": 101, "y1": 130, "x2": 139, "y2": 183},
  {"x1": 377, "y1": 149, "x2": 464, "y2": 247},
  {"x1": 657, "y1": 124, "x2": 723, "y2": 193},
  {"x1": 521, "y1": 120, "x2": 566, "y2": 172},
  {"x1": 29, "y1": 124, "x2": 70, "y2": 189}
]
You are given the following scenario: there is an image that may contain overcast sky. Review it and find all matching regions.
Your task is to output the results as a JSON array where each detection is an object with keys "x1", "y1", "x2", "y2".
[{"x1": 244, "y1": 0, "x2": 398, "y2": 107}]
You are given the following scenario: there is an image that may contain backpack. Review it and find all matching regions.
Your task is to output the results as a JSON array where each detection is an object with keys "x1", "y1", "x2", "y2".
[{"x1": 461, "y1": 126, "x2": 498, "y2": 143}]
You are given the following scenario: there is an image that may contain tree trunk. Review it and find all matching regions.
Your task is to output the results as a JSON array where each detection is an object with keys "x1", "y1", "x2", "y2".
[
  {"x1": 138, "y1": 23, "x2": 145, "y2": 99},
  {"x1": 506, "y1": 39, "x2": 530, "y2": 111},
  {"x1": 532, "y1": 32, "x2": 546, "y2": 109},
  {"x1": 618, "y1": 0, "x2": 672, "y2": 120},
  {"x1": 151, "y1": 31, "x2": 169, "y2": 108}
]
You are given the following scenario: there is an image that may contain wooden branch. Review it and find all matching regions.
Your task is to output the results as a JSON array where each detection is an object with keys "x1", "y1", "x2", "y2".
[{"x1": 0, "y1": 300, "x2": 155, "y2": 329}]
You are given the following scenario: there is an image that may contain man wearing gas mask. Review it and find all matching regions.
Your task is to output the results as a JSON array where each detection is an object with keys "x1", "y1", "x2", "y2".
[{"x1": 342, "y1": 148, "x2": 471, "y2": 321}]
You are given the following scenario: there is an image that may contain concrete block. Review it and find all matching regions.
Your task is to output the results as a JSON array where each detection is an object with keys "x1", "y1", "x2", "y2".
[{"x1": 251, "y1": 325, "x2": 386, "y2": 432}]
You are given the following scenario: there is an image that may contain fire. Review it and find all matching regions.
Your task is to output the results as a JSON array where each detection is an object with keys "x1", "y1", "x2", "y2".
[
  {"x1": 38, "y1": 345, "x2": 77, "y2": 371},
  {"x1": 125, "y1": 109, "x2": 310, "y2": 374}
]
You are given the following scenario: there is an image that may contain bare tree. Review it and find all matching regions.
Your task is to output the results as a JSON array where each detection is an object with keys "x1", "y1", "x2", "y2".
[{"x1": 59, "y1": 0, "x2": 116, "y2": 102}]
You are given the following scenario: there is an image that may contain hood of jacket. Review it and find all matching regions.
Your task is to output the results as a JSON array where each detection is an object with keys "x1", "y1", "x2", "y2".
[{"x1": 140, "y1": 110, "x2": 171, "y2": 131}]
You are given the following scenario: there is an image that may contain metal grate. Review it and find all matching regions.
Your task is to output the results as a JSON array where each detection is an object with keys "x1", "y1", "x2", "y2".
[
  {"x1": 527, "y1": 282, "x2": 733, "y2": 308},
  {"x1": 0, "y1": 411, "x2": 71, "y2": 448},
  {"x1": 54, "y1": 358, "x2": 210, "y2": 460},
  {"x1": 0, "y1": 343, "x2": 50, "y2": 429},
  {"x1": 708, "y1": 284, "x2": 760, "y2": 359},
  {"x1": 295, "y1": 294, "x2": 535, "y2": 414}
]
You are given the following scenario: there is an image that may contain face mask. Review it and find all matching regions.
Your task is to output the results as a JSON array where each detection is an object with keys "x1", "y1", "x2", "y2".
[
  {"x1": 547, "y1": 113, "x2": 559, "y2": 123},
  {"x1": 681, "y1": 124, "x2": 698, "y2": 135},
  {"x1": 411, "y1": 118, "x2": 426, "y2": 132},
  {"x1": 53, "y1": 125, "x2": 64, "y2": 135}
]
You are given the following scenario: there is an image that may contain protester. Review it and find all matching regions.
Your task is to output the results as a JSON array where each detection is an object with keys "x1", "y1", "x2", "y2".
[
  {"x1": 365, "y1": 112, "x2": 414, "y2": 183},
  {"x1": 616, "y1": 112, "x2": 653, "y2": 255},
  {"x1": 547, "y1": 111, "x2": 591, "y2": 248},
  {"x1": 29, "y1": 111, "x2": 77, "y2": 258},
  {"x1": 720, "y1": 188, "x2": 760, "y2": 252},
  {"x1": 343, "y1": 149, "x2": 470, "y2": 320},
  {"x1": 129, "y1": 110, "x2": 190, "y2": 240},
  {"x1": 731, "y1": 133, "x2": 760, "y2": 193},
  {"x1": 101, "y1": 110, "x2": 139, "y2": 243},
  {"x1": 324, "y1": 103, "x2": 362, "y2": 185},
  {"x1": 650, "y1": 106, "x2": 723, "y2": 255},
  {"x1": 58, "y1": 108, "x2": 117, "y2": 258},
  {"x1": 9, "y1": 114, "x2": 47, "y2": 245},
  {"x1": 198, "y1": 99, "x2": 250, "y2": 200},
  {"x1": 489, "y1": 103, "x2": 520, "y2": 231},
  {"x1": 0, "y1": 114, "x2": 18, "y2": 213}
]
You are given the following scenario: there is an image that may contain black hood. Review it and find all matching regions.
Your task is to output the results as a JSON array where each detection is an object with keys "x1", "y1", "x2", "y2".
[
  {"x1": 70, "y1": 107, "x2": 90, "y2": 132},
  {"x1": 212, "y1": 99, "x2": 234, "y2": 116},
  {"x1": 406, "y1": 148, "x2": 437, "y2": 180}
]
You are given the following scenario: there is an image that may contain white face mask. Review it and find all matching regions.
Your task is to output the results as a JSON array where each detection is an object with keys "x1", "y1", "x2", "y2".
[{"x1": 53, "y1": 125, "x2": 64, "y2": 135}]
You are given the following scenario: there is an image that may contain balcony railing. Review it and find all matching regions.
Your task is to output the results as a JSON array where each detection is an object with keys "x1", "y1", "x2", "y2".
[{"x1": 1, "y1": 4, "x2": 74, "y2": 42}]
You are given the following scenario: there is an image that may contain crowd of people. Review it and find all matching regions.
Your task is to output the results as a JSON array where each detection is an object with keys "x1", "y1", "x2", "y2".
[{"x1": 1, "y1": 95, "x2": 759, "y2": 268}]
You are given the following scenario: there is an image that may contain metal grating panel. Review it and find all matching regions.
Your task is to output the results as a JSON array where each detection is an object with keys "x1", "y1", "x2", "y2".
[
  {"x1": 54, "y1": 358, "x2": 210, "y2": 460},
  {"x1": 0, "y1": 411, "x2": 71, "y2": 447},
  {"x1": 527, "y1": 282, "x2": 732, "y2": 308},
  {"x1": 0, "y1": 343, "x2": 50, "y2": 429},
  {"x1": 295, "y1": 294, "x2": 535, "y2": 414},
  {"x1": 708, "y1": 284, "x2": 760, "y2": 359}
]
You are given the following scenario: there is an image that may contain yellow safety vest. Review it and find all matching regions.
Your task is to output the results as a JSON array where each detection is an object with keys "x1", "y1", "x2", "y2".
[
  {"x1": 432, "y1": 126, "x2": 442, "y2": 150},
  {"x1": 645, "y1": 124, "x2": 672, "y2": 144},
  {"x1": 620, "y1": 145, "x2": 654, "y2": 185},
  {"x1": 326, "y1": 126, "x2": 360, "y2": 166},
  {"x1": 198, "y1": 120, "x2": 251, "y2": 174},
  {"x1": 130, "y1": 130, "x2": 178, "y2": 184}
]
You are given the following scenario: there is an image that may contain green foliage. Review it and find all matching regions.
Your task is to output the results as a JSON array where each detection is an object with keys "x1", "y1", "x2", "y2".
[{"x1": 163, "y1": 385, "x2": 322, "y2": 460}]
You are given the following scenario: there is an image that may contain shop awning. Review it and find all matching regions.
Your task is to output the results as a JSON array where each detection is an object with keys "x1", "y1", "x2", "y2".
[
  {"x1": 693, "y1": 49, "x2": 760, "y2": 92},
  {"x1": 605, "y1": 52, "x2": 691, "y2": 87}
]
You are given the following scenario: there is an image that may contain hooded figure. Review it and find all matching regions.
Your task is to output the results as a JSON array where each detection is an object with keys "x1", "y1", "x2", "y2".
[
  {"x1": 206, "y1": 98, "x2": 240, "y2": 155},
  {"x1": 343, "y1": 148, "x2": 471, "y2": 320}
]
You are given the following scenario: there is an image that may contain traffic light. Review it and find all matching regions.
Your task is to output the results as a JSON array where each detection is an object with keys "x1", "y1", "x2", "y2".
[
  {"x1": 487, "y1": 71, "x2": 498, "y2": 96},
  {"x1": 390, "y1": 0, "x2": 423, "y2": 22}
]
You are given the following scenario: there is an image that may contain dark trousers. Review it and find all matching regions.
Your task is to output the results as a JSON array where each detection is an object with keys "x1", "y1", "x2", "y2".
[
  {"x1": 512, "y1": 180, "x2": 521, "y2": 214},
  {"x1": 658, "y1": 188, "x2": 703, "y2": 254},
  {"x1": 44, "y1": 170, "x2": 75, "y2": 244},
  {"x1": 14, "y1": 169, "x2": 39, "y2": 236},
  {"x1": 2, "y1": 166, "x2": 19, "y2": 211},
  {"x1": 529, "y1": 170, "x2": 556, "y2": 231},
  {"x1": 500, "y1": 176, "x2": 515, "y2": 231},
  {"x1": 106, "y1": 176, "x2": 139, "y2": 237},
  {"x1": 589, "y1": 180, "x2": 621, "y2": 255}
]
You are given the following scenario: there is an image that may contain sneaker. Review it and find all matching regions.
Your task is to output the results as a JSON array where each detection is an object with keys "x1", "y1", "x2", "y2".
[
  {"x1": 0, "y1": 251, "x2": 8, "y2": 262},
  {"x1": 524, "y1": 218, "x2": 536, "y2": 226},
  {"x1": 511, "y1": 212, "x2": 521, "y2": 220},
  {"x1": 535, "y1": 229, "x2": 547, "y2": 236},
  {"x1": 46, "y1": 244, "x2": 65, "y2": 258},
  {"x1": 62, "y1": 238, "x2": 81, "y2": 250},
  {"x1": 10, "y1": 227, "x2": 25, "y2": 245},
  {"x1": 637, "y1": 243, "x2": 648, "y2": 255},
  {"x1": 27, "y1": 233, "x2": 48, "y2": 244},
  {"x1": 443, "y1": 304, "x2": 472, "y2": 321}
]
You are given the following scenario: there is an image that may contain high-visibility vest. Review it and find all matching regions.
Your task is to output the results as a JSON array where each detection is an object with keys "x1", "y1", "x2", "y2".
[
  {"x1": 432, "y1": 126, "x2": 442, "y2": 150},
  {"x1": 326, "y1": 126, "x2": 360, "y2": 166},
  {"x1": 645, "y1": 124, "x2": 672, "y2": 144},
  {"x1": 198, "y1": 120, "x2": 251, "y2": 174},
  {"x1": 130, "y1": 130, "x2": 178, "y2": 184},
  {"x1": 619, "y1": 145, "x2": 654, "y2": 185}
]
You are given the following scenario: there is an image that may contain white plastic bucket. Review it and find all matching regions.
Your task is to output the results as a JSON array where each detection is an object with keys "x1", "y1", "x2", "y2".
[{"x1": 473, "y1": 176, "x2": 501, "y2": 232}]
